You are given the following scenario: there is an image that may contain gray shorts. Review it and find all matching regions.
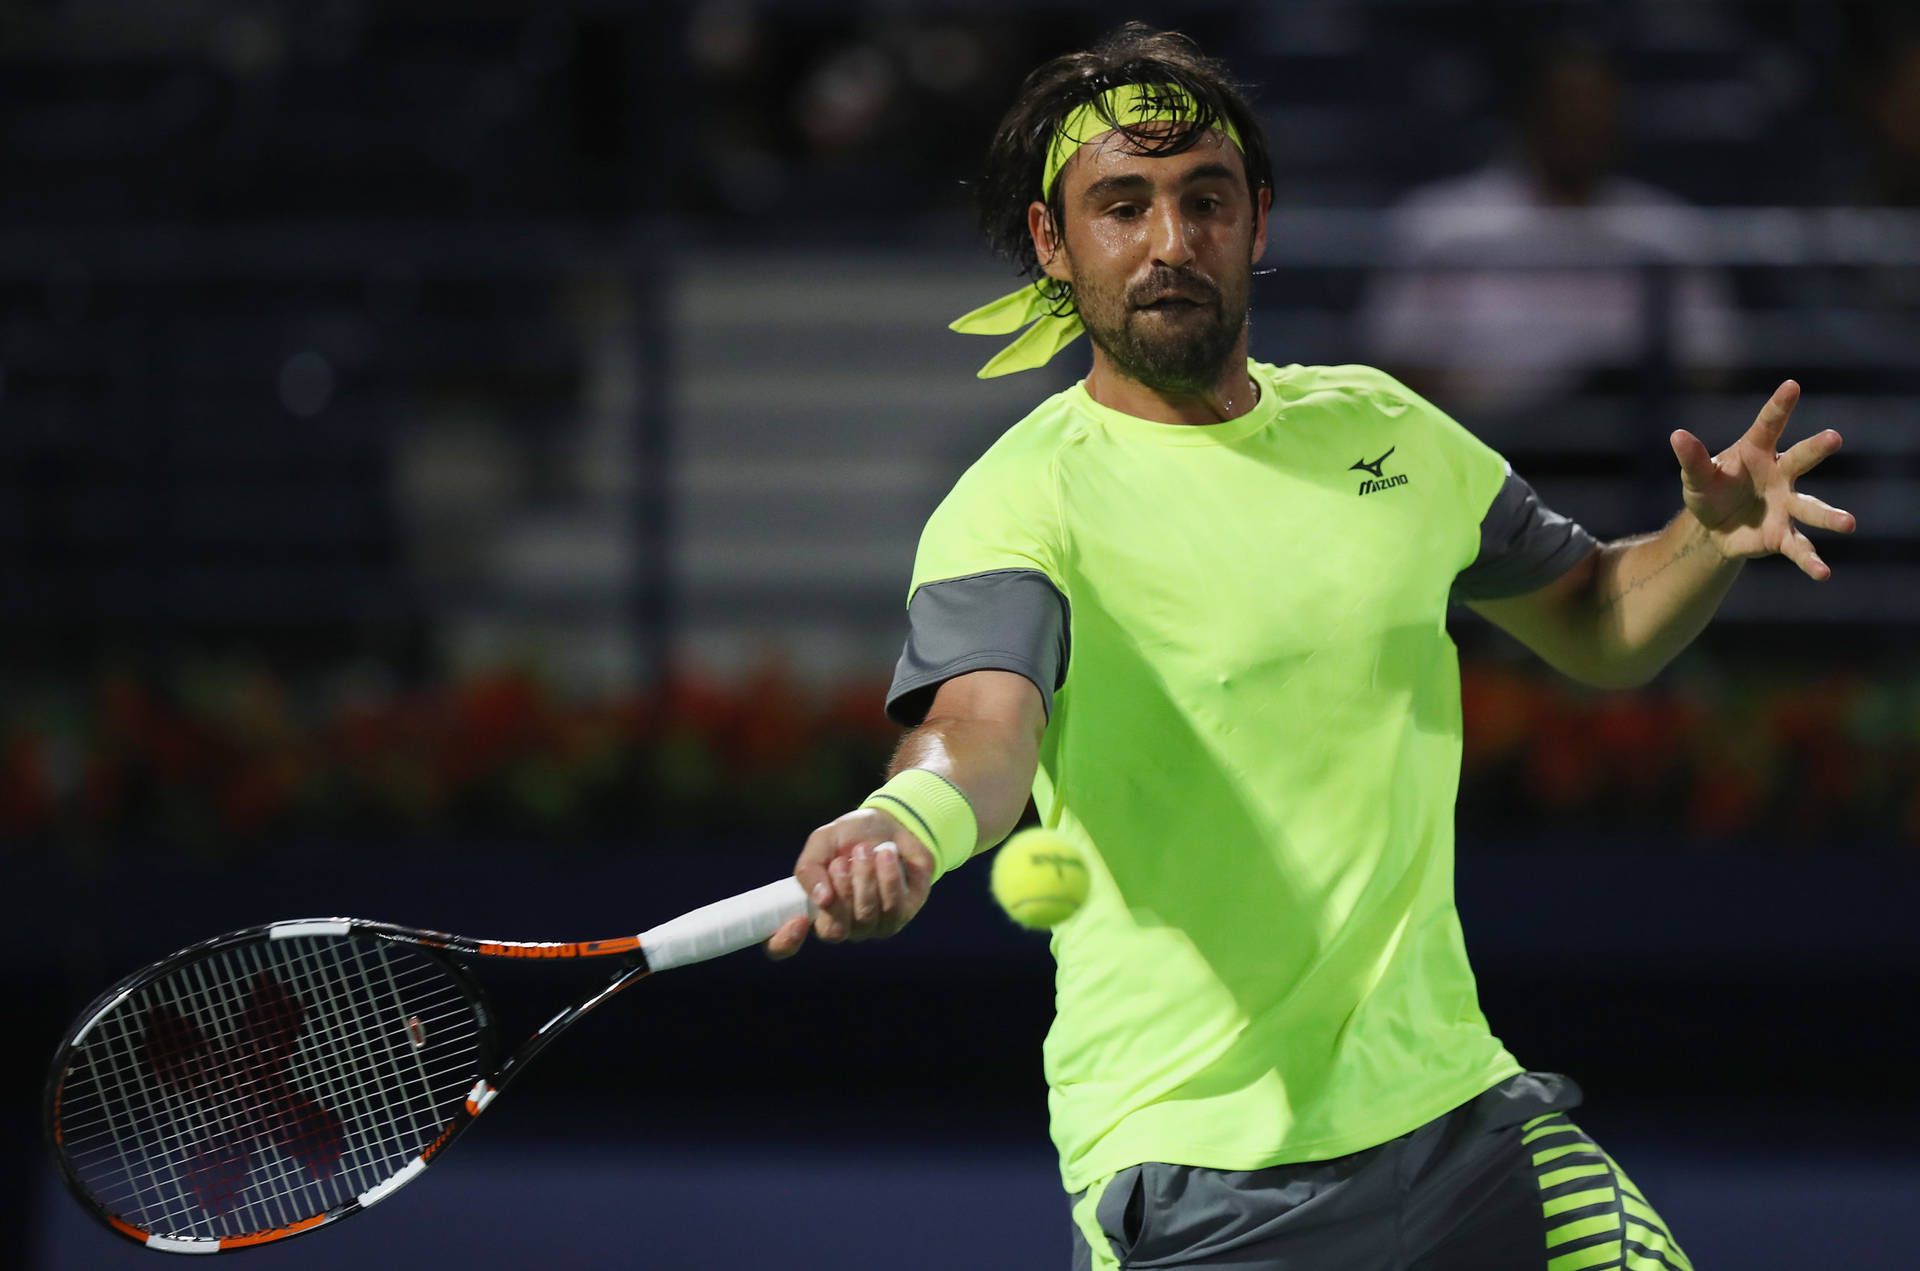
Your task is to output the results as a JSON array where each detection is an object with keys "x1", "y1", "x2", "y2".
[{"x1": 1068, "y1": 1072, "x2": 1693, "y2": 1271}]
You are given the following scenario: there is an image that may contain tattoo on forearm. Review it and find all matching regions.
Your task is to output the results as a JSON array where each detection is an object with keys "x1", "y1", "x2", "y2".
[{"x1": 1596, "y1": 535, "x2": 1710, "y2": 614}]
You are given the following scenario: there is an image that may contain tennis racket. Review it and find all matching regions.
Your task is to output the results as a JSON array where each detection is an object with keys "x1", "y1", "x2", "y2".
[{"x1": 45, "y1": 871, "x2": 823, "y2": 1254}]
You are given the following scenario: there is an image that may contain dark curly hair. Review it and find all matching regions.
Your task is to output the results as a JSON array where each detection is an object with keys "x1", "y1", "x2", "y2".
[{"x1": 976, "y1": 23, "x2": 1272, "y2": 317}]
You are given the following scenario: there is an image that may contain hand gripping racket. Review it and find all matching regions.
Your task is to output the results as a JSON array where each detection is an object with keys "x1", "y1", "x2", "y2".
[{"x1": 45, "y1": 875, "x2": 816, "y2": 1254}]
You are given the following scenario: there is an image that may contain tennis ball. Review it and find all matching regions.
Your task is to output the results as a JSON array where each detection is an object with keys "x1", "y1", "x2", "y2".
[{"x1": 990, "y1": 829, "x2": 1089, "y2": 929}]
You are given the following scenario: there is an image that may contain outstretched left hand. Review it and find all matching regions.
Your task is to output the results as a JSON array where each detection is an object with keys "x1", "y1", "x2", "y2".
[{"x1": 1670, "y1": 379, "x2": 1858, "y2": 579}]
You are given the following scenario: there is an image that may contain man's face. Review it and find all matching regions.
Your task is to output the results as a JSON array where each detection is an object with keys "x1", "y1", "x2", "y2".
[
  {"x1": 1031, "y1": 127, "x2": 1268, "y2": 393},
  {"x1": 1525, "y1": 58, "x2": 1621, "y2": 200}
]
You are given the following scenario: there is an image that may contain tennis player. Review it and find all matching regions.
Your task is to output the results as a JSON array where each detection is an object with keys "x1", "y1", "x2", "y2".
[{"x1": 767, "y1": 24, "x2": 1853, "y2": 1270}]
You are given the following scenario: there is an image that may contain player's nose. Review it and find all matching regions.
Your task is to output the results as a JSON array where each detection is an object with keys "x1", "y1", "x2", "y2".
[{"x1": 1148, "y1": 201, "x2": 1195, "y2": 269}]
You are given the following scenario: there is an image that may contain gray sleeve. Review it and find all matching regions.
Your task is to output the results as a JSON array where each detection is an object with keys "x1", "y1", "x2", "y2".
[
  {"x1": 1451, "y1": 467, "x2": 1599, "y2": 602},
  {"x1": 884, "y1": 568, "x2": 1070, "y2": 727}
]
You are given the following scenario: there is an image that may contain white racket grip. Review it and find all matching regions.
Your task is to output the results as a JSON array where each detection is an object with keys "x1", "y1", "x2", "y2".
[{"x1": 638, "y1": 876, "x2": 815, "y2": 972}]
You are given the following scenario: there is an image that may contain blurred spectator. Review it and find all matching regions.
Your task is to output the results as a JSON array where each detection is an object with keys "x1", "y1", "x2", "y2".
[
  {"x1": 1779, "y1": 21, "x2": 1920, "y2": 390},
  {"x1": 679, "y1": 6, "x2": 1016, "y2": 222},
  {"x1": 782, "y1": 38, "x2": 912, "y2": 211},
  {"x1": 684, "y1": 0, "x2": 788, "y2": 216},
  {"x1": 1361, "y1": 42, "x2": 1738, "y2": 416},
  {"x1": 1859, "y1": 29, "x2": 1920, "y2": 207}
]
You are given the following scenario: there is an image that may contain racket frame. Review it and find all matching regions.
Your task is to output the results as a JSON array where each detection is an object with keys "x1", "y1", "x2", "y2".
[{"x1": 45, "y1": 917, "x2": 656, "y2": 1255}]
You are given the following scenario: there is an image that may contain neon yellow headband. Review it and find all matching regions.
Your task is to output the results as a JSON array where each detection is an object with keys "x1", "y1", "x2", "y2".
[{"x1": 952, "y1": 83, "x2": 1245, "y2": 379}]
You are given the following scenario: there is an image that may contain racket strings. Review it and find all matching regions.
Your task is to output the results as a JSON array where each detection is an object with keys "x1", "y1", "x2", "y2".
[
  {"x1": 94, "y1": 940, "x2": 468, "y2": 1236},
  {"x1": 66, "y1": 955, "x2": 466, "y2": 1126},
  {"x1": 56, "y1": 936, "x2": 483, "y2": 1242}
]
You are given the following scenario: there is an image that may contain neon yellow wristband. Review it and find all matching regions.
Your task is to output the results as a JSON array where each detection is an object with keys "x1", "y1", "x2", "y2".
[{"x1": 860, "y1": 768, "x2": 979, "y2": 881}]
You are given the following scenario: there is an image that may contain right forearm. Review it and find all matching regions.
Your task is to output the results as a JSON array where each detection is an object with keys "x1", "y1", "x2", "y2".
[{"x1": 889, "y1": 715, "x2": 1038, "y2": 858}]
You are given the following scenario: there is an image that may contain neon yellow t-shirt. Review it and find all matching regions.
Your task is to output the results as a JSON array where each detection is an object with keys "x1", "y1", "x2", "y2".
[{"x1": 904, "y1": 360, "x2": 1525, "y2": 1193}]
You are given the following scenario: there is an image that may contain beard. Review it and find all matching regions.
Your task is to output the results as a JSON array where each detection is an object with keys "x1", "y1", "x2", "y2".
[{"x1": 1072, "y1": 263, "x2": 1250, "y2": 395}]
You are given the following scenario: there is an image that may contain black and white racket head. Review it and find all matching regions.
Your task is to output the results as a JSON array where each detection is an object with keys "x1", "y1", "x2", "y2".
[{"x1": 45, "y1": 919, "x2": 499, "y2": 1254}]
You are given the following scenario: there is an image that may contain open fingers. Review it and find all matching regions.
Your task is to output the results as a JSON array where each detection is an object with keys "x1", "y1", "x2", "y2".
[
  {"x1": 1792, "y1": 491, "x2": 1857, "y2": 535},
  {"x1": 1745, "y1": 379, "x2": 1800, "y2": 451},
  {"x1": 1778, "y1": 428, "x2": 1842, "y2": 481},
  {"x1": 1779, "y1": 526, "x2": 1830, "y2": 580},
  {"x1": 1669, "y1": 429, "x2": 1717, "y2": 492}
]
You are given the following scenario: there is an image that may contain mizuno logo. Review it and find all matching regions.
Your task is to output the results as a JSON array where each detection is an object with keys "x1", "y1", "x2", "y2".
[
  {"x1": 1351, "y1": 447, "x2": 1409, "y2": 496},
  {"x1": 1349, "y1": 447, "x2": 1394, "y2": 479}
]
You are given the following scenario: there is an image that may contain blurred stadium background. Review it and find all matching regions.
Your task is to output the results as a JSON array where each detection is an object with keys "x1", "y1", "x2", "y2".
[{"x1": 7, "y1": 1, "x2": 1919, "y2": 1266}]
